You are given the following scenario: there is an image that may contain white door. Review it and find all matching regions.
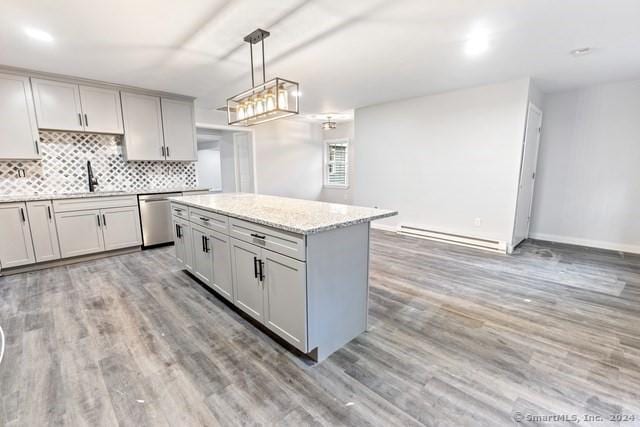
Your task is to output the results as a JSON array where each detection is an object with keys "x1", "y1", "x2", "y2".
[
  {"x1": 101, "y1": 206, "x2": 142, "y2": 251},
  {"x1": 121, "y1": 92, "x2": 165, "y2": 161},
  {"x1": 190, "y1": 224, "x2": 213, "y2": 285},
  {"x1": 79, "y1": 85, "x2": 124, "y2": 134},
  {"x1": 262, "y1": 249, "x2": 307, "y2": 352},
  {"x1": 31, "y1": 78, "x2": 84, "y2": 131},
  {"x1": 0, "y1": 73, "x2": 40, "y2": 159},
  {"x1": 56, "y1": 210, "x2": 104, "y2": 258},
  {"x1": 233, "y1": 132, "x2": 255, "y2": 192},
  {"x1": 513, "y1": 103, "x2": 543, "y2": 248},
  {"x1": 26, "y1": 201, "x2": 61, "y2": 263},
  {"x1": 0, "y1": 203, "x2": 35, "y2": 269},
  {"x1": 209, "y1": 229, "x2": 233, "y2": 302},
  {"x1": 230, "y1": 238, "x2": 264, "y2": 322},
  {"x1": 161, "y1": 98, "x2": 196, "y2": 161}
]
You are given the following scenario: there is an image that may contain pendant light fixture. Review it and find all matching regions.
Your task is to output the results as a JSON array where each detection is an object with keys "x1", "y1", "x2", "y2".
[
  {"x1": 227, "y1": 28, "x2": 300, "y2": 126},
  {"x1": 322, "y1": 116, "x2": 337, "y2": 130}
]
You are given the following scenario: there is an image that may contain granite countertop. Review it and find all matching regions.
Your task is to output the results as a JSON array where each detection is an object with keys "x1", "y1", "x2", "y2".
[
  {"x1": 169, "y1": 193, "x2": 397, "y2": 235},
  {"x1": 0, "y1": 187, "x2": 211, "y2": 203}
]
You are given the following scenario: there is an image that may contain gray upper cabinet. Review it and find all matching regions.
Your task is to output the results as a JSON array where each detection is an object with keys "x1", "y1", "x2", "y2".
[
  {"x1": 161, "y1": 98, "x2": 197, "y2": 161},
  {"x1": 121, "y1": 91, "x2": 165, "y2": 161},
  {"x1": 0, "y1": 203, "x2": 36, "y2": 269},
  {"x1": 26, "y1": 200, "x2": 61, "y2": 263},
  {"x1": 31, "y1": 78, "x2": 124, "y2": 134},
  {"x1": 0, "y1": 73, "x2": 40, "y2": 160},
  {"x1": 78, "y1": 85, "x2": 124, "y2": 134},
  {"x1": 31, "y1": 78, "x2": 84, "y2": 131}
]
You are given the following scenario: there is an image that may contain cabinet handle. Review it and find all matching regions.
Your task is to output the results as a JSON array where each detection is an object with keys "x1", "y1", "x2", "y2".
[
  {"x1": 199, "y1": 217, "x2": 209, "y2": 222},
  {"x1": 34, "y1": 139, "x2": 40, "y2": 155},
  {"x1": 20, "y1": 208, "x2": 25, "y2": 222},
  {"x1": 84, "y1": 114, "x2": 89, "y2": 127},
  {"x1": 258, "y1": 260, "x2": 265, "y2": 282},
  {"x1": 162, "y1": 146, "x2": 166, "y2": 157},
  {"x1": 103, "y1": 214, "x2": 107, "y2": 227},
  {"x1": 78, "y1": 113, "x2": 83, "y2": 127},
  {"x1": 47, "y1": 206, "x2": 52, "y2": 219},
  {"x1": 97, "y1": 214, "x2": 101, "y2": 227},
  {"x1": 253, "y1": 256, "x2": 259, "y2": 278},
  {"x1": 176, "y1": 224, "x2": 181, "y2": 238},
  {"x1": 205, "y1": 237, "x2": 210, "y2": 253},
  {"x1": 166, "y1": 147, "x2": 170, "y2": 157},
  {"x1": 201, "y1": 235, "x2": 206, "y2": 252},
  {"x1": 251, "y1": 233, "x2": 266, "y2": 240}
]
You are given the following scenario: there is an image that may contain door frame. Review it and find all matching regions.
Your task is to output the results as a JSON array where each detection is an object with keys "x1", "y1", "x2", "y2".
[
  {"x1": 233, "y1": 131, "x2": 257, "y2": 193},
  {"x1": 195, "y1": 123, "x2": 258, "y2": 193},
  {"x1": 510, "y1": 102, "x2": 543, "y2": 252}
]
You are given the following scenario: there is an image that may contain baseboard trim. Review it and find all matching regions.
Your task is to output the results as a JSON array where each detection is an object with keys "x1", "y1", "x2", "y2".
[
  {"x1": 0, "y1": 246, "x2": 142, "y2": 276},
  {"x1": 529, "y1": 232, "x2": 640, "y2": 255},
  {"x1": 370, "y1": 223, "x2": 397, "y2": 232}
]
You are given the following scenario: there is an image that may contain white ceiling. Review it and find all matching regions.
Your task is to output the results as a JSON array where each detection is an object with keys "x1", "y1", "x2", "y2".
[{"x1": 2, "y1": 0, "x2": 640, "y2": 114}]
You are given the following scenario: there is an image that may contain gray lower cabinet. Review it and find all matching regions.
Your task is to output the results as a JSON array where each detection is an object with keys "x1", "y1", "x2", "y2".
[
  {"x1": 26, "y1": 200, "x2": 61, "y2": 262},
  {"x1": 191, "y1": 224, "x2": 213, "y2": 285},
  {"x1": 208, "y1": 230, "x2": 233, "y2": 302},
  {"x1": 173, "y1": 217, "x2": 193, "y2": 272},
  {"x1": 56, "y1": 209, "x2": 105, "y2": 258},
  {"x1": 262, "y1": 249, "x2": 307, "y2": 352},
  {"x1": 230, "y1": 238, "x2": 264, "y2": 322},
  {"x1": 101, "y1": 206, "x2": 142, "y2": 250},
  {"x1": 0, "y1": 202, "x2": 36, "y2": 269},
  {"x1": 56, "y1": 204, "x2": 141, "y2": 258},
  {"x1": 230, "y1": 237, "x2": 308, "y2": 352}
]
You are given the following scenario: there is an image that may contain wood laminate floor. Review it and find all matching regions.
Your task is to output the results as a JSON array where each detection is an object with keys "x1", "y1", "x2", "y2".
[{"x1": 1, "y1": 230, "x2": 639, "y2": 426}]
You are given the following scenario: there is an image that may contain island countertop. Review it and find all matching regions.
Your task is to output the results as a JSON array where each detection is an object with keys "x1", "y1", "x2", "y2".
[{"x1": 169, "y1": 193, "x2": 397, "y2": 235}]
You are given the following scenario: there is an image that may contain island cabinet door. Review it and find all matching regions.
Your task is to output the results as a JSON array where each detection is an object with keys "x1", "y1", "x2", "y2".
[
  {"x1": 190, "y1": 224, "x2": 213, "y2": 285},
  {"x1": 209, "y1": 230, "x2": 233, "y2": 302},
  {"x1": 172, "y1": 217, "x2": 188, "y2": 269},
  {"x1": 262, "y1": 249, "x2": 308, "y2": 353},
  {"x1": 230, "y1": 238, "x2": 264, "y2": 322}
]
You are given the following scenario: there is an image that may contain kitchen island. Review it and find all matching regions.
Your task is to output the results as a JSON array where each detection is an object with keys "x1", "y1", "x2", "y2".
[{"x1": 169, "y1": 193, "x2": 397, "y2": 362}]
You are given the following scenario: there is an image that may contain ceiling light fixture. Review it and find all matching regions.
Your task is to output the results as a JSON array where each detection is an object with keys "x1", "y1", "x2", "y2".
[
  {"x1": 570, "y1": 47, "x2": 592, "y2": 57},
  {"x1": 464, "y1": 30, "x2": 489, "y2": 56},
  {"x1": 322, "y1": 116, "x2": 337, "y2": 130},
  {"x1": 227, "y1": 28, "x2": 299, "y2": 126},
  {"x1": 24, "y1": 27, "x2": 54, "y2": 43}
]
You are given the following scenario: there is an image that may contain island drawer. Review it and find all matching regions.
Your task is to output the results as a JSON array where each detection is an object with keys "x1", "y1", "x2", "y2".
[
  {"x1": 229, "y1": 217, "x2": 305, "y2": 261},
  {"x1": 189, "y1": 207, "x2": 229, "y2": 234},
  {"x1": 53, "y1": 195, "x2": 138, "y2": 213},
  {"x1": 171, "y1": 203, "x2": 189, "y2": 219}
]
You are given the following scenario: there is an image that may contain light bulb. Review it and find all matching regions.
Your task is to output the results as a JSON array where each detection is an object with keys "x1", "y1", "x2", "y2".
[
  {"x1": 265, "y1": 90, "x2": 276, "y2": 111},
  {"x1": 237, "y1": 103, "x2": 245, "y2": 120},
  {"x1": 255, "y1": 95, "x2": 265, "y2": 115},
  {"x1": 277, "y1": 84, "x2": 289, "y2": 110},
  {"x1": 245, "y1": 98, "x2": 255, "y2": 117}
]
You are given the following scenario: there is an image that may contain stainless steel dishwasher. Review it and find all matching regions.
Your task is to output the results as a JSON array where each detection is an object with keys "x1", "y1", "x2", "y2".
[{"x1": 138, "y1": 193, "x2": 182, "y2": 247}]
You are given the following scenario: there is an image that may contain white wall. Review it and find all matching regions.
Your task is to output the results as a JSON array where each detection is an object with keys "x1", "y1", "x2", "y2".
[
  {"x1": 530, "y1": 79, "x2": 640, "y2": 254},
  {"x1": 253, "y1": 119, "x2": 324, "y2": 200},
  {"x1": 352, "y1": 78, "x2": 531, "y2": 245},
  {"x1": 320, "y1": 121, "x2": 355, "y2": 204}
]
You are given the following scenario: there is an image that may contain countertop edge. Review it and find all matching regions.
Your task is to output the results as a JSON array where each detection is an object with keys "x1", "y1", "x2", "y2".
[
  {"x1": 0, "y1": 188, "x2": 212, "y2": 203},
  {"x1": 169, "y1": 197, "x2": 398, "y2": 235}
]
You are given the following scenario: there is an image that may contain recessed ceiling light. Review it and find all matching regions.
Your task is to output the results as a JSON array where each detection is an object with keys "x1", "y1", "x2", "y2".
[
  {"x1": 570, "y1": 47, "x2": 592, "y2": 57},
  {"x1": 24, "y1": 27, "x2": 54, "y2": 43},
  {"x1": 464, "y1": 30, "x2": 489, "y2": 56}
]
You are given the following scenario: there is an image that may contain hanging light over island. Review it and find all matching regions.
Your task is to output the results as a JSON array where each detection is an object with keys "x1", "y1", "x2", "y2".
[{"x1": 227, "y1": 29, "x2": 300, "y2": 126}]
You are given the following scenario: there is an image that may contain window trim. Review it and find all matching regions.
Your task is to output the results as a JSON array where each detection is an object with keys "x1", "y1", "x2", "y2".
[{"x1": 323, "y1": 138, "x2": 350, "y2": 189}]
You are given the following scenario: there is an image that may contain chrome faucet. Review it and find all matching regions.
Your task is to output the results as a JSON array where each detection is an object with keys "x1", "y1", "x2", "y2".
[{"x1": 87, "y1": 160, "x2": 99, "y2": 192}]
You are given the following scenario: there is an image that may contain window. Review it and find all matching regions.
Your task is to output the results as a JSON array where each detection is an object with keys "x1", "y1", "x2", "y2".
[{"x1": 324, "y1": 139, "x2": 349, "y2": 188}]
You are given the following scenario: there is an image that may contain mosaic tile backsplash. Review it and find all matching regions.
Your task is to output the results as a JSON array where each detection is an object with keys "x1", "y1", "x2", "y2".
[{"x1": 0, "y1": 131, "x2": 197, "y2": 195}]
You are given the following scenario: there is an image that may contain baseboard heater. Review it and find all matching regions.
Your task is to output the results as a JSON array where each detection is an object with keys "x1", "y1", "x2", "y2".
[{"x1": 397, "y1": 225, "x2": 507, "y2": 253}]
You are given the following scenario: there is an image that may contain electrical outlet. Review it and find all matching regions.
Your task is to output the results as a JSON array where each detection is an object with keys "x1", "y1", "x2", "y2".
[
  {"x1": 17, "y1": 168, "x2": 26, "y2": 178},
  {"x1": 474, "y1": 217, "x2": 482, "y2": 227}
]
